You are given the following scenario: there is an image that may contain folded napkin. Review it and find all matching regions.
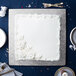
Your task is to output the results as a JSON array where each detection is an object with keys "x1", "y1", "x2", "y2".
[{"x1": 0, "y1": 62, "x2": 23, "y2": 76}]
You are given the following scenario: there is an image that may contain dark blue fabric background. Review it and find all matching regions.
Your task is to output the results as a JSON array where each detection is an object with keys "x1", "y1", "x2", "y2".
[{"x1": 0, "y1": 0, "x2": 76, "y2": 76}]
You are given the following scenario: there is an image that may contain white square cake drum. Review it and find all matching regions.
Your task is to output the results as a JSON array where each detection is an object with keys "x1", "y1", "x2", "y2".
[{"x1": 15, "y1": 14, "x2": 60, "y2": 61}]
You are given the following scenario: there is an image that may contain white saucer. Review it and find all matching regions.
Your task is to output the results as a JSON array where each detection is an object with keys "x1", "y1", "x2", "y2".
[
  {"x1": 70, "y1": 27, "x2": 76, "y2": 45},
  {"x1": 54, "y1": 67, "x2": 75, "y2": 76},
  {"x1": 0, "y1": 28, "x2": 6, "y2": 48}
]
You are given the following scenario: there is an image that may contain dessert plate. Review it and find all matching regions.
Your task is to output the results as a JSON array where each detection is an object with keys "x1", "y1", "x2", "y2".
[
  {"x1": 55, "y1": 67, "x2": 75, "y2": 76},
  {"x1": 70, "y1": 27, "x2": 76, "y2": 45},
  {"x1": 0, "y1": 28, "x2": 6, "y2": 48}
]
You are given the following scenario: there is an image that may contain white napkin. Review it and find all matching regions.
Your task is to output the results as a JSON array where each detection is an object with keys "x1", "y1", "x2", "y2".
[{"x1": 0, "y1": 62, "x2": 23, "y2": 76}]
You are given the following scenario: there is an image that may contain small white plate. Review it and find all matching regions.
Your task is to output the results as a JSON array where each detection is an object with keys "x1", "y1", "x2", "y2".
[
  {"x1": 70, "y1": 27, "x2": 76, "y2": 45},
  {"x1": 55, "y1": 67, "x2": 75, "y2": 76},
  {"x1": 0, "y1": 28, "x2": 6, "y2": 48}
]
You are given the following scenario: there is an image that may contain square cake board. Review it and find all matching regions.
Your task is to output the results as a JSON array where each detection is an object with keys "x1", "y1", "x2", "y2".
[{"x1": 9, "y1": 9, "x2": 66, "y2": 66}]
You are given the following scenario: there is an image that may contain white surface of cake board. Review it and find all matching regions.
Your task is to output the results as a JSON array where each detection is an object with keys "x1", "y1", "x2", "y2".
[{"x1": 9, "y1": 9, "x2": 66, "y2": 66}]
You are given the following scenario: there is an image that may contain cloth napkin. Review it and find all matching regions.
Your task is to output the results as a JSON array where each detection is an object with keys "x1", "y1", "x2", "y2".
[{"x1": 0, "y1": 62, "x2": 23, "y2": 76}]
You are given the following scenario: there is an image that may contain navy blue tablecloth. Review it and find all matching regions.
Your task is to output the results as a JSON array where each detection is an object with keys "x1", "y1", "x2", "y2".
[{"x1": 0, "y1": 0, "x2": 76, "y2": 76}]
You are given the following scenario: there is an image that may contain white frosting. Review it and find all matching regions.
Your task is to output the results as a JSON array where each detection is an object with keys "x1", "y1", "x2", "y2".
[{"x1": 15, "y1": 14, "x2": 60, "y2": 61}]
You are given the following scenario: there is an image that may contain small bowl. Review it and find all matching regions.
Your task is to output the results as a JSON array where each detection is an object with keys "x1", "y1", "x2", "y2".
[
  {"x1": 0, "y1": 28, "x2": 6, "y2": 48},
  {"x1": 70, "y1": 27, "x2": 76, "y2": 46},
  {"x1": 54, "y1": 67, "x2": 75, "y2": 76}
]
